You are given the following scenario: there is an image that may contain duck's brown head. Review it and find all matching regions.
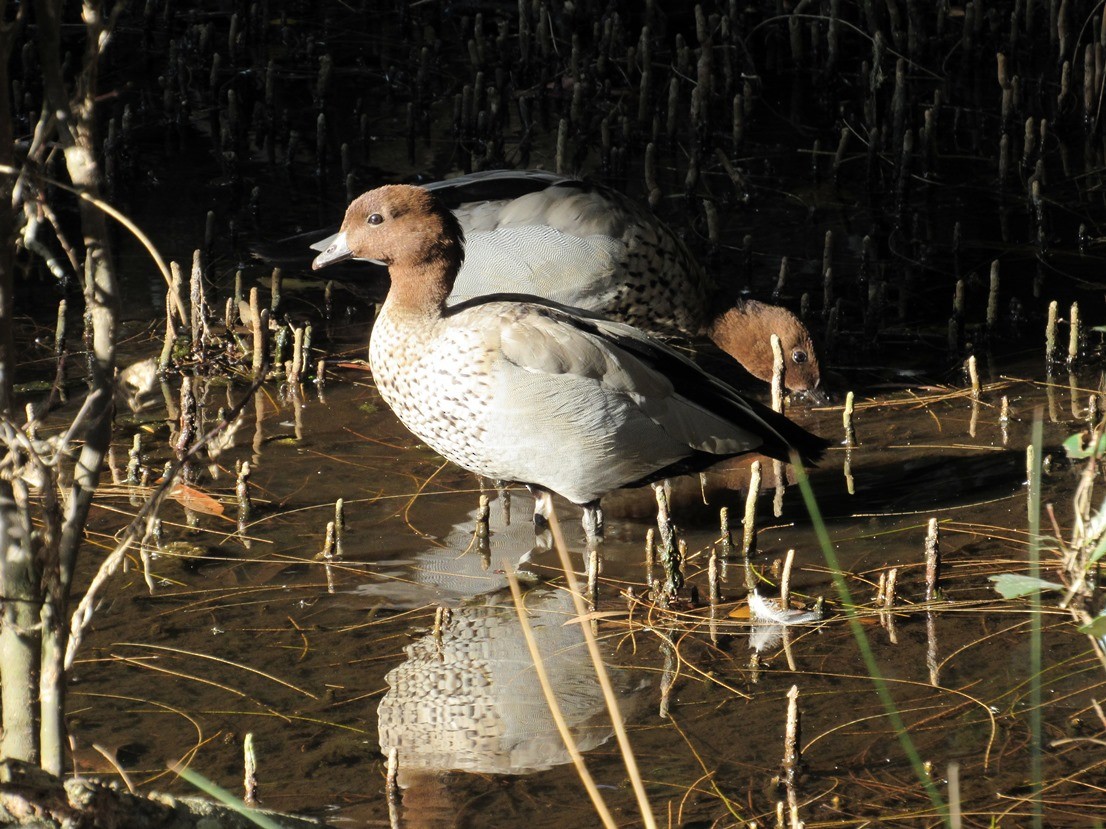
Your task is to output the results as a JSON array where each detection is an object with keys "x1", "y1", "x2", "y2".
[
  {"x1": 312, "y1": 185, "x2": 465, "y2": 309},
  {"x1": 708, "y1": 300, "x2": 823, "y2": 394}
]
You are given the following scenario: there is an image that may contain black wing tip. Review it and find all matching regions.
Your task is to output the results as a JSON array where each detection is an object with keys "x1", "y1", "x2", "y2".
[
  {"x1": 755, "y1": 415, "x2": 832, "y2": 468},
  {"x1": 793, "y1": 433, "x2": 833, "y2": 466}
]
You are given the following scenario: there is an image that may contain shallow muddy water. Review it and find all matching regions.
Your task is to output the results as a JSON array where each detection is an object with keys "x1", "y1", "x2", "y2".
[
  {"x1": 64, "y1": 355, "x2": 1106, "y2": 827},
  {"x1": 13, "y1": 1, "x2": 1106, "y2": 827}
]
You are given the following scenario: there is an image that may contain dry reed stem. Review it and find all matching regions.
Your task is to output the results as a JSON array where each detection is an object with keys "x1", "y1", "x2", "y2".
[
  {"x1": 504, "y1": 570, "x2": 621, "y2": 829},
  {"x1": 540, "y1": 506, "x2": 658, "y2": 829}
]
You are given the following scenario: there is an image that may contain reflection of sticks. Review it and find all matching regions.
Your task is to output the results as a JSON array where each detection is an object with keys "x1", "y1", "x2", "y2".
[
  {"x1": 708, "y1": 547, "x2": 720, "y2": 605},
  {"x1": 926, "y1": 611, "x2": 939, "y2": 686},
  {"x1": 1026, "y1": 444, "x2": 1036, "y2": 521},
  {"x1": 534, "y1": 506, "x2": 658, "y2": 829},
  {"x1": 322, "y1": 521, "x2": 336, "y2": 594},
  {"x1": 385, "y1": 746, "x2": 399, "y2": 802},
  {"x1": 65, "y1": 374, "x2": 268, "y2": 668},
  {"x1": 235, "y1": 460, "x2": 252, "y2": 541},
  {"x1": 659, "y1": 631, "x2": 675, "y2": 719},
  {"x1": 504, "y1": 571, "x2": 620, "y2": 829}
]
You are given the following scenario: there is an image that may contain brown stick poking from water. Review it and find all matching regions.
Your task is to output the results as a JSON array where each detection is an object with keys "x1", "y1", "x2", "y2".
[
  {"x1": 159, "y1": 266, "x2": 181, "y2": 372},
  {"x1": 242, "y1": 732, "x2": 258, "y2": 807},
  {"x1": 249, "y1": 287, "x2": 264, "y2": 377},
  {"x1": 924, "y1": 518, "x2": 940, "y2": 602},
  {"x1": 1068, "y1": 301, "x2": 1081, "y2": 365},
  {"x1": 770, "y1": 334, "x2": 785, "y2": 414},
  {"x1": 125, "y1": 433, "x2": 141, "y2": 486},
  {"x1": 189, "y1": 250, "x2": 206, "y2": 360},
  {"x1": 742, "y1": 461, "x2": 761, "y2": 560},
  {"x1": 333, "y1": 498, "x2": 345, "y2": 559},
  {"x1": 475, "y1": 493, "x2": 490, "y2": 562},
  {"x1": 774, "y1": 256, "x2": 790, "y2": 299},
  {"x1": 780, "y1": 548, "x2": 796, "y2": 609},
  {"x1": 653, "y1": 483, "x2": 680, "y2": 600},
  {"x1": 236, "y1": 460, "x2": 251, "y2": 542},
  {"x1": 884, "y1": 567, "x2": 898, "y2": 609},
  {"x1": 718, "y1": 507, "x2": 734, "y2": 558},
  {"x1": 289, "y1": 325, "x2": 304, "y2": 384},
  {"x1": 781, "y1": 684, "x2": 802, "y2": 821},
  {"x1": 967, "y1": 355, "x2": 980, "y2": 396},
  {"x1": 1045, "y1": 300, "x2": 1059, "y2": 363},
  {"x1": 843, "y1": 390, "x2": 857, "y2": 448}
]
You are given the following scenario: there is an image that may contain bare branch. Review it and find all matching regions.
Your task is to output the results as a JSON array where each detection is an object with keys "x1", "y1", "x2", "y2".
[
  {"x1": 0, "y1": 163, "x2": 184, "y2": 323},
  {"x1": 65, "y1": 375, "x2": 267, "y2": 669}
]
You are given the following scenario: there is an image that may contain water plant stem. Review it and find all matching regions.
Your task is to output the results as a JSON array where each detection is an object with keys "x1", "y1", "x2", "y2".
[
  {"x1": 539, "y1": 506, "x2": 658, "y2": 829},
  {"x1": 1028, "y1": 414, "x2": 1043, "y2": 829},
  {"x1": 504, "y1": 570, "x2": 621, "y2": 829},
  {"x1": 792, "y1": 455, "x2": 949, "y2": 824}
]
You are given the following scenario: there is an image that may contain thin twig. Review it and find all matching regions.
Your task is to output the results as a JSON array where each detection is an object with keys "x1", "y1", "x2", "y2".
[
  {"x1": 0, "y1": 162, "x2": 184, "y2": 323},
  {"x1": 65, "y1": 374, "x2": 266, "y2": 668}
]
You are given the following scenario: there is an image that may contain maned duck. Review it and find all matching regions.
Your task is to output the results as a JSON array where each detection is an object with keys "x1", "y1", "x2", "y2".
[
  {"x1": 300, "y1": 170, "x2": 822, "y2": 394},
  {"x1": 312, "y1": 184, "x2": 830, "y2": 547}
]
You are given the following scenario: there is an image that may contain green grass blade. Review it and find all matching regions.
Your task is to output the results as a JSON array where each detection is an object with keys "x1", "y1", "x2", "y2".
[
  {"x1": 1028, "y1": 413, "x2": 1043, "y2": 829},
  {"x1": 174, "y1": 765, "x2": 288, "y2": 829},
  {"x1": 792, "y1": 454, "x2": 949, "y2": 826}
]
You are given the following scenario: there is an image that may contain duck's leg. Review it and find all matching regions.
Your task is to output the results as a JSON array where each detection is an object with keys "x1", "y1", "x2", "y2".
[
  {"x1": 581, "y1": 500, "x2": 604, "y2": 551},
  {"x1": 516, "y1": 486, "x2": 554, "y2": 568},
  {"x1": 528, "y1": 485, "x2": 554, "y2": 532},
  {"x1": 495, "y1": 480, "x2": 512, "y2": 526}
]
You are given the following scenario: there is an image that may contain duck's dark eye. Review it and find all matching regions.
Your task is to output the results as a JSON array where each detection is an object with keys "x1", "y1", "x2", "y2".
[
  {"x1": 367, "y1": 213, "x2": 384, "y2": 225},
  {"x1": 791, "y1": 349, "x2": 808, "y2": 365}
]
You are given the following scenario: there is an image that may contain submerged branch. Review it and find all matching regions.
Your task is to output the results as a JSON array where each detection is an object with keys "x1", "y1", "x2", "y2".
[{"x1": 65, "y1": 374, "x2": 267, "y2": 670}]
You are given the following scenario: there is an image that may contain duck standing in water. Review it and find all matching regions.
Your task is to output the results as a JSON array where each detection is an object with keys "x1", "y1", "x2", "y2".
[
  {"x1": 304, "y1": 170, "x2": 823, "y2": 396},
  {"x1": 312, "y1": 185, "x2": 830, "y2": 546}
]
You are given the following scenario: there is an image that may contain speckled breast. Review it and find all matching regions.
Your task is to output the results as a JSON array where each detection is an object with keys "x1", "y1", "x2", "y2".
[{"x1": 368, "y1": 310, "x2": 498, "y2": 477}]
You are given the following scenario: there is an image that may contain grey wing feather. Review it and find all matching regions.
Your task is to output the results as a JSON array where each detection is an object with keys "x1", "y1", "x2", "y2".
[{"x1": 495, "y1": 307, "x2": 764, "y2": 456}]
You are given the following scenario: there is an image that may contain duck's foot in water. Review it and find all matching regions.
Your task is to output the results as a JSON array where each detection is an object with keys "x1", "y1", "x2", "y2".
[
  {"x1": 516, "y1": 525, "x2": 554, "y2": 576},
  {"x1": 581, "y1": 501, "x2": 604, "y2": 553},
  {"x1": 529, "y1": 486, "x2": 553, "y2": 534}
]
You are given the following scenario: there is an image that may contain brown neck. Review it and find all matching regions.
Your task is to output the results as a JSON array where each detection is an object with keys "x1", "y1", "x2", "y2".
[
  {"x1": 384, "y1": 257, "x2": 455, "y2": 317},
  {"x1": 706, "y1": 302, "x2": 776, "y2": 383}
]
